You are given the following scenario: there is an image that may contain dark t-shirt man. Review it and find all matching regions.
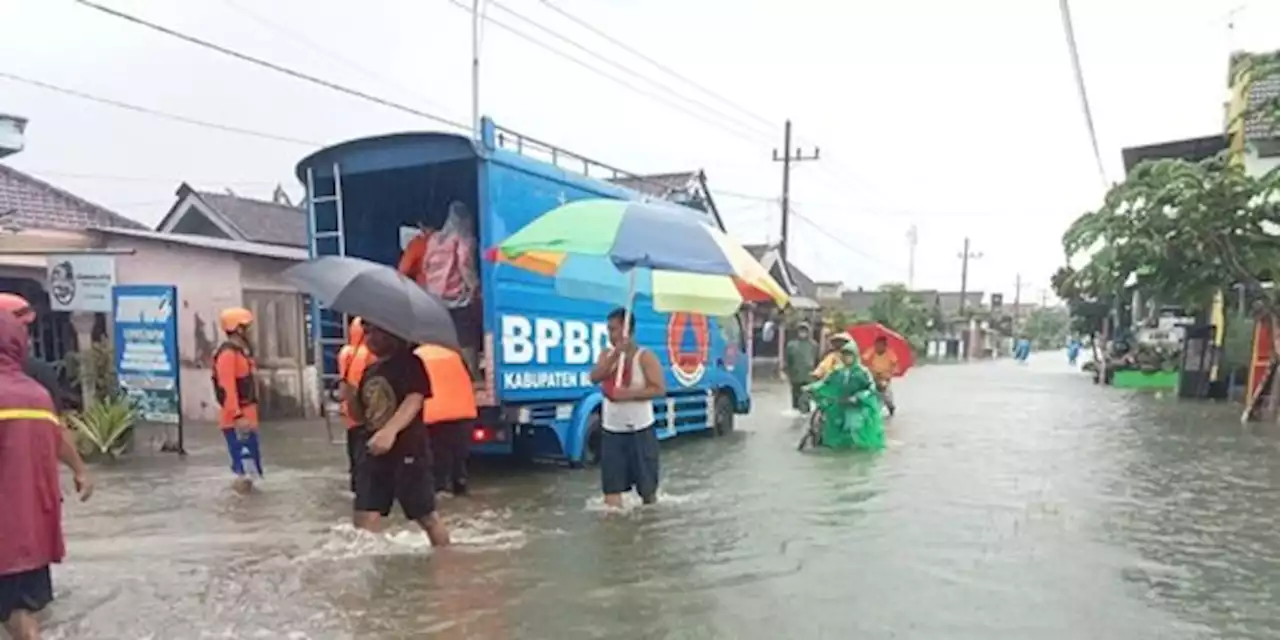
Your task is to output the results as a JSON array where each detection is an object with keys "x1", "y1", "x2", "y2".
[
  {"x1": 352, "y1": 348, "x2": 436, "y2": 520},
  {"x1": 24, "y1": 357, "x2": 63, "y2": 413}
]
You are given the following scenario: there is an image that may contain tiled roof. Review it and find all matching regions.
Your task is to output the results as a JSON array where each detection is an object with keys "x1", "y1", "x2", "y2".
[
  {"x1": 195, "y1": 190, "x2": 307, "y2": 248},
  {"x1": 609, "y1": 171, "x2": 700, "y2": 199},
  {"x1": 788, "y1": 262, "x2": 818, "y2": 298},
  {"x1": 0, "y1": 163, "x2": 145, "y2": 231}
]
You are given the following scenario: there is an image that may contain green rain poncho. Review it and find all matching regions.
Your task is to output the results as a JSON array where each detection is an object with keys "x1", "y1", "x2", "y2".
[{"x1": 803, "y1": 341, "x2": 886, "y2": 451}]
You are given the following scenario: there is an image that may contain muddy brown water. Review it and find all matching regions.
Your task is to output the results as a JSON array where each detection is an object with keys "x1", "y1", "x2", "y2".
[{"x1": 40, "y1": 354, "x2": 1280, "y2": 639}]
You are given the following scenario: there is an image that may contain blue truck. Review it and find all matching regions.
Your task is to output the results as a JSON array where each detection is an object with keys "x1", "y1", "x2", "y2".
[{"x1": 297, "y1": 118, "x2": 754, "y2": 465}]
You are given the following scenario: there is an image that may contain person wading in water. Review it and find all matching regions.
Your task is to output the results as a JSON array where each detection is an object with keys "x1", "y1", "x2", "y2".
[
  {"x1": 0, "y1": 311, "x2": 92, "y2": 640},
  {"x1": 590, "y1": 308, "x2": 666, "y2": 508},
  {"x1": 213, "y1": 307, "x2": 263, "y2": 494},
  {"x1": 351, "y1": 323, "x2": 451, "y2": 546}
]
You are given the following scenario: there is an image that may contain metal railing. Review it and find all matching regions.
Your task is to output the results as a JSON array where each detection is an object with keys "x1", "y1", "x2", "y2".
[{"x1": 491, "y1": 123, "x2": 684, "y2": 199}]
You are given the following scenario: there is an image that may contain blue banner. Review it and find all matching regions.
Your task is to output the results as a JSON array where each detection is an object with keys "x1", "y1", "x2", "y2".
[{"x1": 113, "y1": 285, "x2": 180, "y2": 425}]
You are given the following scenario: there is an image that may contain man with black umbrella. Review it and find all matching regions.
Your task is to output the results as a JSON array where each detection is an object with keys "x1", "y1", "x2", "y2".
[{"x1": 350, "y1": 322, "x2": 451, "y2": 546}]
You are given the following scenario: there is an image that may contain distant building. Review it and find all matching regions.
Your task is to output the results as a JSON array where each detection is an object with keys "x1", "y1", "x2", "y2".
[
  {"x1": 155, "y1": 182, "x2": 308, "y2": 248},
  {"x1": 1229, "y1": 50, "x2": 1280, "y2": 177},
  {"x1": 0, "y1": 114, "x2": 26, "y2": 159}
]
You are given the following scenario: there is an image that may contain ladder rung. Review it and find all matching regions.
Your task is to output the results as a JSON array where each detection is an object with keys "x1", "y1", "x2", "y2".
[
  {"x1": 313, "y1": 231, "x2": 342, "y2": 239},
  {"x1": 312, "y1": 196, "x2": 340, "y2": 204}
]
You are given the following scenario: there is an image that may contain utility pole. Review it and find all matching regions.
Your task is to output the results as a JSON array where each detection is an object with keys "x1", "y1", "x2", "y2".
[
  {"x1": 957, "y1": 237, "x2": 982, "y2": 314},
  {"x1": 1013, "y1": 272, "x2": 1022, "y2": 323},
  {"x1": 772, "y1": 120, "x2": 819, "y2": 265},
  {"x1": 470, "y1": 0, "x2": 482, "y2": 138},
  {"x1": 907, "y1": 225, "x2": 919, "y2": 289}
]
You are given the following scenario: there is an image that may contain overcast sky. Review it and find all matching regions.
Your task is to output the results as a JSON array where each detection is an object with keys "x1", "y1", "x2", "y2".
[{"x1": 4, "y1": 0, "x2": 1278, "y2": 300}]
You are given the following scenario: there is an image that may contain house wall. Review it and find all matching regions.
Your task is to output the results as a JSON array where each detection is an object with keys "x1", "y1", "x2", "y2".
[
  {"x1": 1245, "y1": 150, "x2": 1280, "y2": 176},
  {"x1": 102, "y1": 236, "x2": 315, "y2": 423}
]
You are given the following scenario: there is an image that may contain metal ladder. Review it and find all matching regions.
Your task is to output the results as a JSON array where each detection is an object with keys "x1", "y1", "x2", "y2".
[{"x1": 305, "y1": 163, "x2": 349, "y2": 400}]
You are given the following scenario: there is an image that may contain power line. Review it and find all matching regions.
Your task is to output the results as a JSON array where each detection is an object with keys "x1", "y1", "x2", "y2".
[
  {"x1": 788, "y1": 206, "x2": 901, "y2": 272},
  {"x1": 445, "y1": 0, "x2": 772, "y2": 147},
  {"x1": 218, "y1": 0, "x2": 453, "y2": 115},
  {"x1": 484, "y1": 0, "x2": 774, "y2": 143},
  {"x1": 1058, "y1": 0, "x2": 1109, "y2": 189},
  {"x1": 0, "y1": 72, "x2": 322, "y2": 147},
  {"x1": 537, "y1": 0, "x2": 778, "y2": 132},
  {"x1": 74, "y1": 0, "x2": 470, "y2": 132},
  {"x1": 16, "y1": 169, "x2": 279, "y2": 187}
]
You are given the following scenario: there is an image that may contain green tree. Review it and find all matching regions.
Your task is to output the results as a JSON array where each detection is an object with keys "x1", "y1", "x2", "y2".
[
  {"x1": 868, "y1": 283, "x2": 931, "y2": 353},
  {"x1": 1022, "y1": 306, "x2": 1069, "y2": 349},
  {"x1": 1061, "y1": 153, "x2": 1280, "y2": 412}
]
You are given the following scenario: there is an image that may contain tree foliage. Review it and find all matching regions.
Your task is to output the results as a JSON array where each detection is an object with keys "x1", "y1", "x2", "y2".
[
  {"x1": 1061, "y1": 155, "x2": 1280, "y2": 322},
  {"x1": 867, "y1": 283, "x2": 931, "y2": 352},
  {"x1": 1051, "y1": 265, "x2": 1115, "y2": 336}
]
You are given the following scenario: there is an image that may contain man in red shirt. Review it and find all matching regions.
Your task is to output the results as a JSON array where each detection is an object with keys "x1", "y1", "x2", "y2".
[{"x1": 0, "y1": 310, "x2": 92, "y2": 639}]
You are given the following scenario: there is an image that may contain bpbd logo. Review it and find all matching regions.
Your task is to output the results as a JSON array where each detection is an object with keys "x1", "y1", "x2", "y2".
[{"x1": 667, "y1": 312, "x2": 710, "y2": 387}]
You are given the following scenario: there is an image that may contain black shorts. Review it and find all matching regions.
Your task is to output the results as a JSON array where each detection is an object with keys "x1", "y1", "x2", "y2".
[
  {"x1": 345, "y1": 426, "x2": 370, "y2": 491},
  {"x1": 600, "y1": 427, "x2": 660, "y2": 498},
  {"x1": 353, "y1": 444, "x2": 436, "y2": 521},
  {"x1": 0, "y1": 566, "x2": 53, "y2": 622}
]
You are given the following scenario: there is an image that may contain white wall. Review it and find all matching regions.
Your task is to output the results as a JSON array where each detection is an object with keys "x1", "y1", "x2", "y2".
[{"x1": 103, "y1": 236, "x2": 316, "y2": 423}]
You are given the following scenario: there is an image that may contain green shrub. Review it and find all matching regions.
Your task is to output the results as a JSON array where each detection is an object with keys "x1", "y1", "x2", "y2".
[{"x1": 67, "y1": 395, "x2": 139, "y2": 459}]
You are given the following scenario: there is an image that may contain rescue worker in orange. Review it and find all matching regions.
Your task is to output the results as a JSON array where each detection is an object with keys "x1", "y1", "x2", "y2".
[
  {"x1": 213, "y1": 307, "x2": 263, "y2": 494},
  {"x1": 337, "y1": 317, "x2": 374, "y2": 492},
  {"x1": 416, "y1": 344, "x2": 478, "y2": 497}
]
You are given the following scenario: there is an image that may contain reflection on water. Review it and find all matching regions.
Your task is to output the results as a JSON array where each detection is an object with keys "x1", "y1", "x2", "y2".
[{"x1": 40, "y1": 355, "x2": 1280, "y2": 639}]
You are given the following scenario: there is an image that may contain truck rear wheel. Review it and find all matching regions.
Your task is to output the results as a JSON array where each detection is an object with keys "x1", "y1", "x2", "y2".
[
  {"x1": 713, "y1": 391, "x2": 735, "y2": 436},
  {"x1": 574, "y1": 411, "x2": 603, "y2": 468}
]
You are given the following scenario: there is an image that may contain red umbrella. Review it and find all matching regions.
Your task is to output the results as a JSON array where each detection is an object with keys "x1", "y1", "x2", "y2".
[{"x1": 846, "y1": 322, "x2": 914, "y2": 376}]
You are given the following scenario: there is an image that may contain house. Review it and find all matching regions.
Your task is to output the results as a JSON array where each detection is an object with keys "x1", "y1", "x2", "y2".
[
  {"x1": 814, "y1": 281, "x2": 845, "y2": 301},
  {"x1": 0, "y1": 114, "x2": 26, "y2": 159},
  {"x1": 155, "y1": 182, "x2": 308, "y2": 248},
  {"x1": 0, "y1": 161, "x2": 148, "y2": 363},
  {"x1": 0, "y1": 160, "x2": 315, "y2": 422},
  {"x1": 609, "y1": 170, "x2": 729, "y2": 231},
  {"x1": 1230, "y1": 50, "x2": 1280, "y2": 176}
]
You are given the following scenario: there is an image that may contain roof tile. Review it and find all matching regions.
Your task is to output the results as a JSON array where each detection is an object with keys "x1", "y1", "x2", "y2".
[{"x1": 0, "y1": 163, "x2": 145, "y2": 231}]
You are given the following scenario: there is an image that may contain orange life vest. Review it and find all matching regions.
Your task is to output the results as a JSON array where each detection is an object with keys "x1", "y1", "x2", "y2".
[
  {"x1": 212, "y1": 341, "x2": 257, "y2": 408},
  {"x1": 337, "y1": 343, "x2": 374, "y2": 428},
  {"x1": 415, "y1": 344, "x2": 477, "y2": 423}
]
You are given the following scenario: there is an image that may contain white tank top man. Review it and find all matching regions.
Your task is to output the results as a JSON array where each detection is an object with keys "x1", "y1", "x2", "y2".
[{"x1": 590, "y1": 307, "x2": 666, "y2": 508}]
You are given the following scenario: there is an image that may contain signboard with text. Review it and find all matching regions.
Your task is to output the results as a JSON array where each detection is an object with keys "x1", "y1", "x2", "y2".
[
  {"x1": 47, "y1": 255, "x2": 116, "y2": 312},
  {"x1": 113, "y1": 285, "x2": 181, "y2": 425}
]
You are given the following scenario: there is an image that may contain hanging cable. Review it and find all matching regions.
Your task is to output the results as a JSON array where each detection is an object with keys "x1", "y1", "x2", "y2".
[
  {"x1": 444, "y1": 0, "x2": 773, "y2": 147},
  {"x1": 0, "y1": 72, "x2": 321, "y2": 147},
  {"x1": 1058, "y1": 0, "x2": 1109, "y2": 189},
  {"x1": 74, "y1": 0, "x2": 470, "y2": 131}
]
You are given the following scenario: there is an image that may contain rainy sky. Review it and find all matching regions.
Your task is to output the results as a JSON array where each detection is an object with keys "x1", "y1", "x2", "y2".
[{"x1": 3, "y1": 0, "x2": 1278, "y2": 299}]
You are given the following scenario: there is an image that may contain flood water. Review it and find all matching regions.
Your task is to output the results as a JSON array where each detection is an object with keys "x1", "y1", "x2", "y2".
[{"x1": 42, "y1": 354, "x2": 1280, "y2": 639}]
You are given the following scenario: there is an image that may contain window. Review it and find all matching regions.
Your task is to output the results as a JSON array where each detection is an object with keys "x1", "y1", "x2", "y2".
[{"x1": 242, "y1": 290, "x2": 303, "y2": 367}]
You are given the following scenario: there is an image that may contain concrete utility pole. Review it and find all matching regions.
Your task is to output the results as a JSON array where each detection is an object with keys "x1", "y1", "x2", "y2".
[
  {"x1": 1013, "y1": 272, "x2": 1022, "y2": 323},
  {"x1": 907, "y1": 224, "x2": 918, "y2": 289},
  {"x1": 957, "y1": 237, "x2": 982, "y2": 314},
  {"x1": 772, "y1": 120, "x2": 819, "y2": 265},
  {"x1": 470, "y1": 0, "x2": 482, "y2": 138}
]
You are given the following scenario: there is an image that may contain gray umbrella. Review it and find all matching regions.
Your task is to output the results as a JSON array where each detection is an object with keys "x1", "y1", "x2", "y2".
[{"x1": 282, "y1": 255, "x2": 460, "y2": 348}]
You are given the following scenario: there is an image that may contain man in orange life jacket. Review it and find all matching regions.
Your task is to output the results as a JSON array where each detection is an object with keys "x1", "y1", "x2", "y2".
[
  {"x1": 213, "y1": 307, "x2": 262, "y2": 494},
  {"x1": 337, "y1": 317, "x2": 374, "y2": 492},
  {"x1": 416, "y1": 344, "x2": 478, "y2": 497}
]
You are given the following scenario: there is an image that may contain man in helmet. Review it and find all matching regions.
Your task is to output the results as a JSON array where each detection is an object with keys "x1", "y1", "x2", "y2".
[
  {"x1": 213, "y1": 307, "x2": 262, "y2": 494},
  {"x1": 0, "y1": 293, "x2": 92, "y2": 493},
  {"x1": 337, "y1": 317, "x2": 374, "y2": 492},
  {"x1": 812, "y1": 332, "x2": 853, "y2": 380}
]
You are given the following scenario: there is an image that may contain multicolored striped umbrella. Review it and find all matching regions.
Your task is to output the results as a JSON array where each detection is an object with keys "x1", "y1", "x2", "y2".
[{"x1": 487, "y1": 199, "x2": 790, "y2": 316}]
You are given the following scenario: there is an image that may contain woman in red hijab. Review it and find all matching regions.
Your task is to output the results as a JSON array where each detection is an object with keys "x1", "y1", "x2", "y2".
[{"x1": 0, "y1": 311, "x2": 91, "y2": 639}]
